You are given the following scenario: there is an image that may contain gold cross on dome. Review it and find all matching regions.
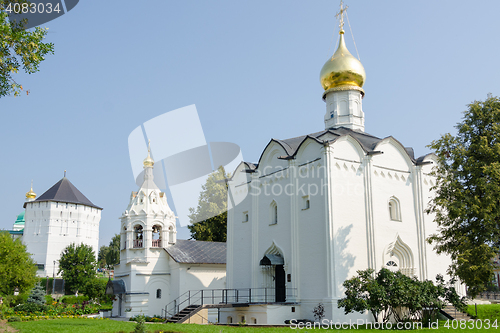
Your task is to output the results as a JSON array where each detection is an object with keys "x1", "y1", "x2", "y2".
[{"x1": 335, "y1": 0, "x2": 349, "y2": 31}]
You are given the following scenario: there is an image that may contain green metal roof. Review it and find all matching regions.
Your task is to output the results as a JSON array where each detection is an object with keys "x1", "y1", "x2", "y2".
[{"x1": 14, "y1": 211, "x2": 25, "y2": 225}]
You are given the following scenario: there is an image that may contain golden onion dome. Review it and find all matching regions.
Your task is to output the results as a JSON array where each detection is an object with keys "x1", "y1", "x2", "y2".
[
  {"x1": 320, "y1": 30, "x2": 366, "y2": 91},
  {"x1": 143, "y1": 141, "x2": 155, "y2": 168},
  {"x1": 26, "y1": 184, "x2": 36, "y2": 199}
]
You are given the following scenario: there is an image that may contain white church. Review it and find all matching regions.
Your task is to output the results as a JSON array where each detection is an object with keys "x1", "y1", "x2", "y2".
[
  {"x1": 219, "y1": 5, "x2": 464, "y2": 325},
  {"x1": 10, "y1": 176, "x2": 102, "y2": 277},
  {"x1": 108, "y1": 3, "x2": 464, "y2": 324},
  {"x1": 111, "y1": 145, "x2": 226, "y2": 319}
]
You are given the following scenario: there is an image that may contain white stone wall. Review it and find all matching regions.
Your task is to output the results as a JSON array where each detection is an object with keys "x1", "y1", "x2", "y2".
[
  {"x1": 23, "y1": 201, "x2": 101, "y2": 277},
  {"x1": 226, "y1": 131, "x2": 461, "y2": 323}
]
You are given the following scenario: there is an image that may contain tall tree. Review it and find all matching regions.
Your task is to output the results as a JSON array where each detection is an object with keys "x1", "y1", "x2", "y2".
[
  {"x1": 427, "y1": 95, "x2": 500, "y2": 297},
  {"x1": 0, "y1": 231, "x2": 37, "y2": 296},
  {"x1": 97, "y1": 234, "x2": 120, "y2": 269},
  {"x1": 188, "y1": 166, "x2": 229, "y2": 242},
  {"x1": 58, "y1": 243, "x2": 97, "y2": 294},
  {"x1": 0, "y1": 0, "x2": 54, "y2": 97}
]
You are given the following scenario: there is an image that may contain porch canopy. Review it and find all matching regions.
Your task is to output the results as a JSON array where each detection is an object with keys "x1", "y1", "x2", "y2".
[{"x1": 260, "y1": 254, "x2": 284, "y2": 266}]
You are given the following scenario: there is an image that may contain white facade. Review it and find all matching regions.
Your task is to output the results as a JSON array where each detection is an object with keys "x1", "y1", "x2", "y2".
[
  {"x1": 222, "y1": 24, "x2": 463, "y2": 324},
  {"x1": 112, "y1": 148, "x2": 226, "y2": 318},
  {"x1": 20, "y1": 177, "x2": 102, "y2": 277},
  {"x1": 223, "y1": 121, "x2": 462, "y2": 325}
]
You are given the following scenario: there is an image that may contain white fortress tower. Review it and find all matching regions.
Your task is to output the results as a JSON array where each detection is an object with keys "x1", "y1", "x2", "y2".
[{"x1": 22, "y1": 176, "x2": 102, "y2": 277}]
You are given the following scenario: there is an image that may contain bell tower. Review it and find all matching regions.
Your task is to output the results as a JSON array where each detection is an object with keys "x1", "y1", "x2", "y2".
[{"x1": 119, "y1": 141, "x2": 177, "y2": 264}]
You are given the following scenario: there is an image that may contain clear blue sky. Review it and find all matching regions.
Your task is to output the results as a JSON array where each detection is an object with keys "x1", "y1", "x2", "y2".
[{"x1": 2, "y1": 0, "x2": 499, "y2": 247}]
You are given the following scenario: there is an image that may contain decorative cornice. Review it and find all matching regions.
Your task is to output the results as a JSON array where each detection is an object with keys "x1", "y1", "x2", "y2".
[{"x1": 322, "y1": 85, "x2": 365, "y2": 100}]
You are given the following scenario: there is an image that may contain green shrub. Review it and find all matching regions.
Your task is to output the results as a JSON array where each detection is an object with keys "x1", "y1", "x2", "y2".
[
  {"x1": 7, "y1": 316, "x2": 21, "y2": 322},
  {"x1": 45, "y1": 295, "x2": 54, "y2": 305},
  {"x1": 82, "y1": 277, "x2": 113, "y2": 303},
  {"x1": 15, "y1": 302, "x2": 47, "y2": 313},
  {"x1": 61, "y1": 295, "x2": 89, "y2": 304},
  {"x1": 3, "y1": 294, "x2": 28, "y2": 307},
  {"x1": 133, "y1": 314, "x2": 146, "y2": 333}
]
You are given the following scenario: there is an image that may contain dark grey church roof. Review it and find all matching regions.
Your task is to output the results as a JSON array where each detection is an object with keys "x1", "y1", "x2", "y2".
[
  {"x1": 23, "y1": 177, "x2": 101, "y2": 209},
  {"x1": 165, "y1": 239, "x2": 226, "y2": 264},
  {"x1": 257, "y1": 127, "x2": 430, "y2": 165}
]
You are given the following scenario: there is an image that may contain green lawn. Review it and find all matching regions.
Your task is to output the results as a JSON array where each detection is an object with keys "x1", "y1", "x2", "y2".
[
  {"x1": 466, "y1": 304, "x2": 500, "y2": 320},
  {"x1": 7, "y1": 318, "x2": 500, "y2": 333}
]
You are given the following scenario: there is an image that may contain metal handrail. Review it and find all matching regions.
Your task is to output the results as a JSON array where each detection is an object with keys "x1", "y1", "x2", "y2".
[{"x1": 163, "y1": 287, "x2": 297, "y2": 319}]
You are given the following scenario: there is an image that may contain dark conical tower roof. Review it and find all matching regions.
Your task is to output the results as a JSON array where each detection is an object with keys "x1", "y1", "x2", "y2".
[{"x1": 23, "y1": 177, "x2": 101, "y2": 209}]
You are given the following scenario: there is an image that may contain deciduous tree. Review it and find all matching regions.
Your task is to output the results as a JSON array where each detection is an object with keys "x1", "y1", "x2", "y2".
[
  {"x1": 0, "y1": 0, "x2": 54, "y2": 97},
  {"x1": 58, "y1": 243, "x2": 97, "y2": 294},
  {"x1": 0, "y1": 231, "x2": 37, "y2": 296},
  {"x1": 426, "y1": 95, "x2": 500, "y2": 297},
  {"x1": 98, "y1": 234, "x2": 120, "y2": 269},
  {"x1": 188, "y1": 166, "x2": 229, "y2": 242}
]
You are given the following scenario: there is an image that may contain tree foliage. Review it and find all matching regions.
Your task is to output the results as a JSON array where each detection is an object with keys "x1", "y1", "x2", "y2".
[
  {"x1": 98, "y1": 234, "x2": 120, "y2": 269},
  {"x1": 0, "y1": 0, "x2": 54, "y2": 97},
  {"x1": 26, "y1": 283, "x2": 45, "y2": 306},
  {"x1": 426, "y1": 95, "x2": 500, "y2": 297},
  {"x1": 0, "y1": 231, "x2": 37, "y2": 296},
  {"x1": 338, "y1": 268, "x2": 466, "y2": 325},
  {"x1": 188, "y1": 166, "x2": 229, "y2": 242},
  {"x1": 58, "y1": 243, "x2": 97, "y2": 294}
]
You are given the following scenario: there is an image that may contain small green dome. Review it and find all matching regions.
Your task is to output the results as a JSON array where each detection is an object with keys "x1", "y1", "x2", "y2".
[{"x1": 14, "y1": 211, "x2": 25, "y2": 225}]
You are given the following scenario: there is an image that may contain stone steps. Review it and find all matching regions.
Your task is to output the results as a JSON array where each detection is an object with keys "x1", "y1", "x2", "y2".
[
  {"x1": 166, "y1": 305, "x2": 201, "y2": 323},
  {"x1": 442, "y1": 305, "x2": 474, "y2": 320}
]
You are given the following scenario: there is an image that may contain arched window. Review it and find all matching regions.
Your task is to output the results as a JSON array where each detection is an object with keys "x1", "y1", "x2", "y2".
[
  {"x1": 227, "y1": 316, "x2": 233, "y2": 324},
  {"x1": 167, "y1": 225, "x2": 175, "y2": 244},
  {"x1": 156, "y1": 289, "x2": 161, "y2": 299},
  {"x1": 388, "y1": 197, "x2": 401, "y2": 221},
  {"x1": 133, "y1": 225, "x2": 143, "y2": 248},
  {"x1": 270, "y1": 201, "x2": 278, "y2": 225},
  {"x1": 152, "y1": 225, "x2": 162, "y2": 247}
]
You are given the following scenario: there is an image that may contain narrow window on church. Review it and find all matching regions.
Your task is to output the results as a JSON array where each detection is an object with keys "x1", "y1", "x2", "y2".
[
  {"x1": 287, "y1": 274, "x2": 291, "y2": 282},
  {"x1": 156, "y1": 289, "x2": 161, "y2": 299},
  {"x1": 241, "y1": 316, "x2": 245, "y2": 323},
  {"x1": 243, "y1": 211, "x2": 249, "y2": 222},
  {"x1": 270, "y1": 201, "x2": 278, "y2": 225},
  {"x1": 388, "y1": 197, "x2": 401, "y2": 221},
  {"x1": 302, "y1": 196, "x2": 310, "y2": 210},
  {"x1": 227, "y1": 316, "x2": 233, "y2": 324},
  {"x1": 168, "y1": 225, "x2": 174, "y2": 244}
]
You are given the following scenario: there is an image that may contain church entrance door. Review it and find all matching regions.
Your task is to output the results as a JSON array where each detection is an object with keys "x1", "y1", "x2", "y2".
[{"x1": 275, "y1": 264, "x2": 286, "y2": 302}]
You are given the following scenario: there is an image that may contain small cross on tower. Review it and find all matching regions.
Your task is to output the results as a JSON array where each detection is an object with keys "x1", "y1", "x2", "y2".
[{"x1": 335, "y1": 0, "x2": 348, "y2": 32}]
